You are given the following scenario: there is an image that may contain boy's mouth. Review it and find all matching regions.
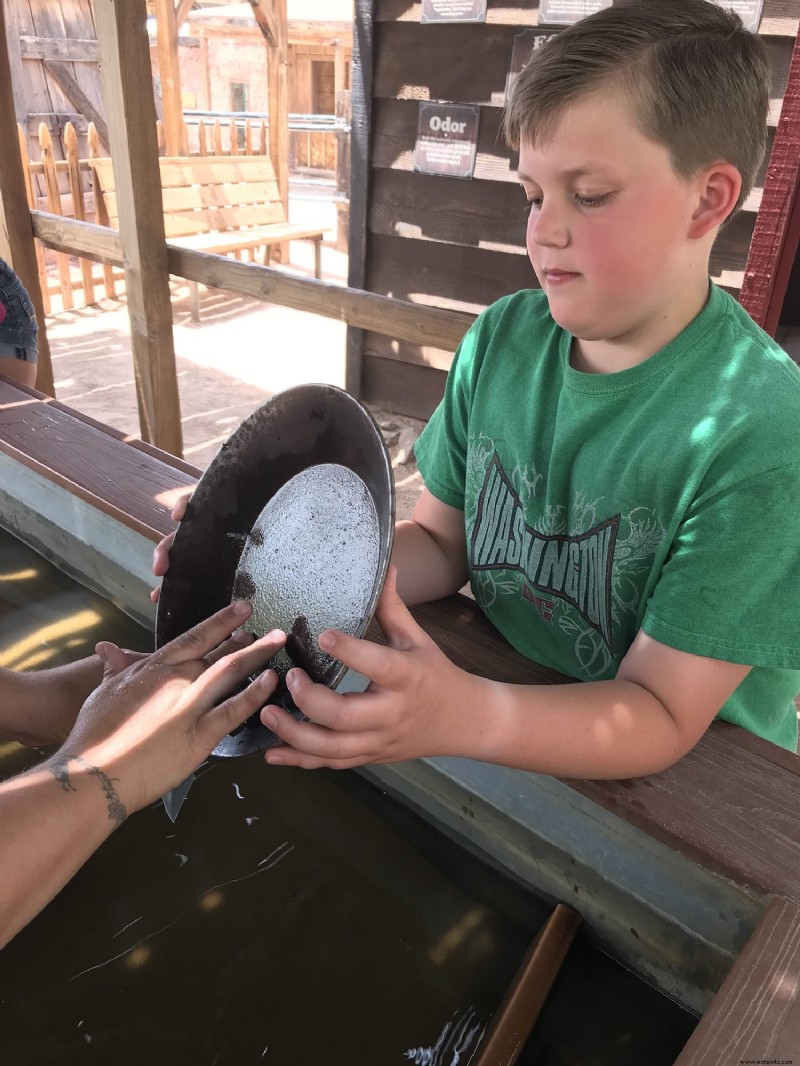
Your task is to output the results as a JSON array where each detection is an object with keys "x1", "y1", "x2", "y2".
[{"x1": 544, "y1": 269, "x2": 580, "y2": 284}]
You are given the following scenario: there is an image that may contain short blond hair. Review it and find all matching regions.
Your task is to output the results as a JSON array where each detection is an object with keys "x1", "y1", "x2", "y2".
[{"x1": 503, "y1": 0, "x2": 769, "y2": 213}]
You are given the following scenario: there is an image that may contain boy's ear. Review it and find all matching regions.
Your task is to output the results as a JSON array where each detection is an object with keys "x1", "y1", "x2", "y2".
[{"x1": 688, "y1": 163, "x2": 742, "y2": 239}]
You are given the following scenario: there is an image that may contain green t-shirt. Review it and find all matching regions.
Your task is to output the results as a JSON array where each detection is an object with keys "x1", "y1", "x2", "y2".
[{"x1": 415, "y1": 283, "x2": 800, "y2": 751}]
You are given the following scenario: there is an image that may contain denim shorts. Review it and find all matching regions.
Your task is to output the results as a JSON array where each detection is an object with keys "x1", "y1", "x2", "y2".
[{"x1": 0, "y1": 258, "x2": 38, "y2": 364}]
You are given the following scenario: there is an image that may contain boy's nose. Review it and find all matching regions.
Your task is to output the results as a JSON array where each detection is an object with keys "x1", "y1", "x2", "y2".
[{"x1": 529, "y1": 204, "x2": 569, "y2": 248}]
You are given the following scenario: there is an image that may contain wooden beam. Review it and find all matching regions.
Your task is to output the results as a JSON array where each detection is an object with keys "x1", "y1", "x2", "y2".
[
  {"x1": 94, "y1": 0, "x2": 183, "y2": 456},
  {"x1": 0, "y1": 4, "x2": 54, "y2": 394},
  {"x1": 43, "y1": 61, "x2": 110, "y2": 152},
  {"x1": 20, "y1": 36, "x2": 100, "y2": 62},
  {"x1": 154, "y1": 0, "x2": 184, "y2": 157},
  {"x1": 248, "y1": 0, "x2": 278, "y2": 45},
  {"x1": 175, "y1": 0, "x2": 195, "y2": 31},
  {"x1": 266, "y1": 0, "x2": 289, "y2": 235},
  {"x1": 30, "y1": 211, "x2": 475, "y2": 351}
]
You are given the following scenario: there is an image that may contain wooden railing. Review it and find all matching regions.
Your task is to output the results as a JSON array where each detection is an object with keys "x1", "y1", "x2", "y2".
[{"x1": 20, "y1": 110, "x2": 350, "y2": 315}]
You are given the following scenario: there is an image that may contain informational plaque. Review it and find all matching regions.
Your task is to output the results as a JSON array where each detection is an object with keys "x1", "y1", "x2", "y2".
[
  {"x1": 414, "y1": 102, "x2": 481, "y2": 179},
  {"x1": 710, "y1": 0, "x2": 763, "y2": 32},
  {"x1": 420, "y1": 0, "x2": 487, "y2": 23},
  {"x1": 505, "y1": 29, "x2": 558, "y2": 100},
  {"x1": 538, "y1": 0, "x2": 612, "y2": 25}
]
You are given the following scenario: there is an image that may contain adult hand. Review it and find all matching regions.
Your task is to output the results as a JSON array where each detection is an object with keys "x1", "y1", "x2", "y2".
[
  {"x1": 150, "y1": 488, "x2": 193, "y2": 604},
  {"x1": 259, "y1": 567, "x2": 478, "y2": 770},
  {"x1": 56, "y1": 600, "x2": 286, "y2": 814}
]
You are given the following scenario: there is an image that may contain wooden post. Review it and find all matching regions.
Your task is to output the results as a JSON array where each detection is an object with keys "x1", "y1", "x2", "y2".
[
  {"x1": 0, "y1": 1, "x2": 54, "y2": 395},
  {"x1": 94, "y1": 0, "x2": 183, "y2": 456},
  {"x1": 17, "y1": 124, "x2": 50, "y2": 316},
  {"x1": 39, "y1": 123, "x2": 74, "y2": 312},
  {"x1": 154, "y1": 0, "x2": 184, "y2": 158},
  {"x1": 265, "y1": 0, "x2": 289, "y2": 258},
  {"x1": 88, "y1": 121, "x2": 117, "y2": 300}
]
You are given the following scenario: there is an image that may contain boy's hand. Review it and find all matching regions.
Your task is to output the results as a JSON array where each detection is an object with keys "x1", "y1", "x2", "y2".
[
  {"x1": 150, "y1": 488, "x2": 193, "y2": 604},
  {"x1": 259, "y1": 567, "x2": 478, "y2": 769}
]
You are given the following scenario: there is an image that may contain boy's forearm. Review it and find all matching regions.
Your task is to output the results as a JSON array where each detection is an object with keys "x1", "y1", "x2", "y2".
[
  {"x1": 447, "y1": 673, "x2": 694, "y2": 779},
  {"x1": 0, "y1": 756, "x2": 122, "y2": 947},
  {"x1": 0, "y1": 656, "x2": 104, "y2": 745},
  {"x1": 392, "y1": 519, "x2": 469, "y2": 606}
]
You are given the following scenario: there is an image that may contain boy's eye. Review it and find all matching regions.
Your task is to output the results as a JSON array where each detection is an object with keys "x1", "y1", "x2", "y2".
[
  {"x1": 575, "y1": 192, "x2": 611, "y2": 208},
  {"x1": 523, "y1": 197, "x2": 542, "y2": 215}
]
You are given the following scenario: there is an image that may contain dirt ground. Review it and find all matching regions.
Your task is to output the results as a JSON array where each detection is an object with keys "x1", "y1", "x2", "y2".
[{"x1": 44, "y1": 187, "x2": 426, "y2": 521}]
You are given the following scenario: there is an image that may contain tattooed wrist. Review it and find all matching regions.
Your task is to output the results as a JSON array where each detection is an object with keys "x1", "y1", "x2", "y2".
[{"x1": 47, "y1": 754, "x2": 128, "y2": 825}]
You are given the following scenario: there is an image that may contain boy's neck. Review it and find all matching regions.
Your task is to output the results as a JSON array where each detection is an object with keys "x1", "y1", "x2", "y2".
[{"x1": 569, "y1": 274, "x2": 712, "y2": 375}]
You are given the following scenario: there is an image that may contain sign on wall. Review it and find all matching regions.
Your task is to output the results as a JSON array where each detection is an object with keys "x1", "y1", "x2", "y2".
[
  {"x1": 710, "y1": 0, "x2": 764, "y2": 32},
  {"x1": 420, "y1": 0, "x2": 487, "y2": 23},
  {"x1": 414, "y1": 102, "x2": 481, "y2": 178},
  {"x1": 538, "y1": 0, "x2": 612, "y2": 25},
  {"x1": 506, "y1": 29, "x2": 558, "y2": 100}
]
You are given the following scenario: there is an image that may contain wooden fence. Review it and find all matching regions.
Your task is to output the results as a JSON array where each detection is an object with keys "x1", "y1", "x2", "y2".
[{"x1": 21, "y1": 112, "x2": 346, "y2": 314}]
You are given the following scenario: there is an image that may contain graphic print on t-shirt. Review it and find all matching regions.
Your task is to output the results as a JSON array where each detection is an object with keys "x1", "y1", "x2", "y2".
[
  {"x1": 470, "y1": 454, "x2": 618, "y2": 649},
  {"x1": 465, "y1": 439, "x2": 666, "y2": 677}
]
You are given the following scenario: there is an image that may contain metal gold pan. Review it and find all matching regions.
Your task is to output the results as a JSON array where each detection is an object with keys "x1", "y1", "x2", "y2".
[{"x1": 155, "y1": 384, "x2": 395, "y2": 757}]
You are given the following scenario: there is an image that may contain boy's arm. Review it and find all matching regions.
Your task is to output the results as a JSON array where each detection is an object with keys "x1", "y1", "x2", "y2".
[{"x1": 392, "y1": 489, "x2": 469, "y2": 606}]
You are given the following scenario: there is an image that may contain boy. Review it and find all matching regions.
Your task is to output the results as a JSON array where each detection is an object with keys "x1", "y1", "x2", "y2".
[{"x1": 166, "y1": 0, "x2": 800, "y2": 777}]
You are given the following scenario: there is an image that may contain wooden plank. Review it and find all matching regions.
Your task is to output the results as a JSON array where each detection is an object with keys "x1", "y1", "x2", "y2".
[
  {"x1": 266, "y1": 0, "x2": 290, "y2": 260},
  {"x1": 19, "y1": 36, "x2": 99, "y2": 62},
  {"x1": 175, "y1": 0, "x2": 195, "y2": 30},
  {"x1": 63, "y1": 121, "x2": 95, "y2": 306},
  {"x1": 675, "y1": 898, "x2": 800, "y2": 1064},
  {"x1": 0, "y1": 3, "x2": 54, "y2": 394},
  {"x1": 347, "y1": 0, "x2": 375, "y2": 396},
  {"x1": 17, "y1": 123, "x2": 50, "y2": 316},
  {"x1": 154, "y1": 0, "x2": 185, "y2": 157},
  {"x1": 87, "y1": 122, "x2": 116, "y2": 297},
  {"x1": 4, "y1": 0, "x2": 28, "y2": 125},
  {"x1": 740, "y1": 24, "x2": 800, "y2": 333},
  {"x1": 43, "y1": 60, "x2": 109, "y2": 152},
  {"x1": 367, "y1": 231, "x2": 536, "y2": 312},
  {"x1": 376, "y1": 0, "x2": 799, "y2": 35},
  {"x1": 38, "y1": 122, "x2": 74, "y2": 310},
  {"x1": 362, "y1": 352, "x2": 448, "y2": 420},
  {"x1": 373, "y1": 22, "x2": 793, "y2": 120},
  {"x1": 372, "y1": 98, "x2": 518, "y2": 182},
  {"x1": 29, "y1": 211, "x2": 476, "y2": 351},
  {"x1": 94, "y1": 0, "x2": 183, "y2": 456}
]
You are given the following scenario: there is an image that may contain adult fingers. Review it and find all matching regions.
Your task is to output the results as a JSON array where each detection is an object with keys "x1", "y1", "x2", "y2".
[
  {"x1": 204, "y1": 629, "x2": 256, "y2": 664},
  {"x1": 195, "y1": 629, "x2": 286, "y2": 707},
  {"x1": 152, "y1": 600, "x2": 254, "y2": 667},
  {"x1": 200, "y1": 668, "x2": 279, "y2": 751}
]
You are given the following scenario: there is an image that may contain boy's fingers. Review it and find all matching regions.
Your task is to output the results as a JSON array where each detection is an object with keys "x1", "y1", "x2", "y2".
[
  {"x1": 153, "y1": 601, "x2": 254, "y2": 666},
  {"x1": 372, "y1": 566, "x2": 419, "y2": 651},
  {"x1": 171, "y1": 490, "x2": 192, "y2": 522},
  {"x1": 152, "y1": 531, "x2": 176, "y2": 577}
]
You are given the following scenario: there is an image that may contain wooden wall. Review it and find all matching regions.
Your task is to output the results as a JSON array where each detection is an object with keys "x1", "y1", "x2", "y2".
[
  {"x1": 7, "y1": 0, "x2": 105, "y2": 164},
  {"x1": 352, "y1": 0, "x2": 800, "y2": 420}
]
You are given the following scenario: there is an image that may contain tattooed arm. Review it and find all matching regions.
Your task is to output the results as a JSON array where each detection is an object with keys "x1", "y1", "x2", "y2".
[{"x1": 0, "y1": 601, "x2": 286, "y2": 948}]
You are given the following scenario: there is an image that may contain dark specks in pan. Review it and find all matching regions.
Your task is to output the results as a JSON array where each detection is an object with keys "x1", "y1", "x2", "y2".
[
  {"x1": 233, "y1": 570, "x2": 257, "y2": 601},
  {"x1": 248, "y1": 528, "x2": 264, "y2": 546}
]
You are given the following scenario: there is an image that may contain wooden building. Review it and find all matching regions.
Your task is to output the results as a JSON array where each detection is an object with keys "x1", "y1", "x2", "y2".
[
  {"x1": 174, "y1": 0, "x2": 353, "y2": 171},
  {"x1": 349, "y1": 0, "x2": 800, "y2": 419}
]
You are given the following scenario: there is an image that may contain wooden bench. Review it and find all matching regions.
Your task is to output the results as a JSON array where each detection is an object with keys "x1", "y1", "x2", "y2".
[{"x1": 90, "y1": 155, "x2": 330, "y2": 320}]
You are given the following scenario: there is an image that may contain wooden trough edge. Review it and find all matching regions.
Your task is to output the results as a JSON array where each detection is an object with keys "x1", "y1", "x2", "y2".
[{"x1": 2, "y1": 376, "x2": 800, "y2": 1060}]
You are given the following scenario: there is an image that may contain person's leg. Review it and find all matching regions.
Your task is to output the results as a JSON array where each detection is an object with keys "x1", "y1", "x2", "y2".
[{"x1": 0, "y1": 354, "x2": 37, "y2": 388}]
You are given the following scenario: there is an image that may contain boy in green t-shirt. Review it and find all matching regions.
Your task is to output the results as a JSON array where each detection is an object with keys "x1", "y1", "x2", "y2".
[{"x1": 256, "y1": 0, "x2": 800, "y2": 773}]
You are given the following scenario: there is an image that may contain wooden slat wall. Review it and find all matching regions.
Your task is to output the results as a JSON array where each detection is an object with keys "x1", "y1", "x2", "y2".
[{"x1": 354, "y1": 0, "x2": 800, "y2": 419}]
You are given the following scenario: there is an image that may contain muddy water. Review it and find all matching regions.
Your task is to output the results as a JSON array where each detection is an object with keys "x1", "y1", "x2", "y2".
[{"x1": 0, "y1": 529, "x2": 696, "y2": 1065}]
